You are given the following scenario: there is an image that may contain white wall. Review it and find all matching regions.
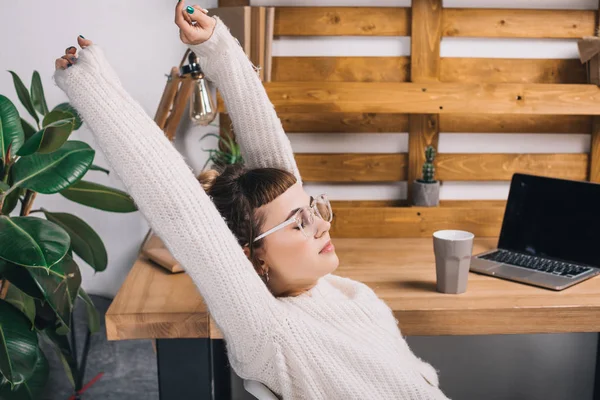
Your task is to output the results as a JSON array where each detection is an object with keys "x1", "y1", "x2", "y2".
[
  {"x1": 0, "y1": 0, "x2": 219, "y2": 297},
  {"x1": 1, "y1": 1, "x2": 597, "y2": 399}
]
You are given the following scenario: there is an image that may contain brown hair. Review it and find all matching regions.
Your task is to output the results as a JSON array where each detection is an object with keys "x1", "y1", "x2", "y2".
[{"x1": 197, "y1": 163, "x2": 297, "y2": 275}]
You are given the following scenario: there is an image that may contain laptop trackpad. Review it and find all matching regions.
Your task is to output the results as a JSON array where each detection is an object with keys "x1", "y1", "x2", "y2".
[{"x1": 490, "y1": 265, "x2": 537, "y2": 279}]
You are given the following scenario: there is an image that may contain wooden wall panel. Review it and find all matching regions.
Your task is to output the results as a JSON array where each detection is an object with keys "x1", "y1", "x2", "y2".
[
  {"x1": 279, "y1": 112, "x2": 410, "y2": 133},
  {"x1": 295, "y1": 153, "x2": 407, "y2": 182},
  {"x1": 442, "y1": 8, "x2": 595, "y2": 38},
  {"x1": 441, "y1": 58, "x2": 587, "y2": 84},
  {"x1": 330, "y1": 206, "x2": 504, "y2": 238},
  {"x1": 245, "y1": 82, "x2": 600, "y2": 115},
  {"x1": 272, "y1": 57, "x2": 585, "y2": 84},
  {"x1": 439, "y1": 114, "x2": 592, "y2": 134},
  {"x1": 409, "y1": 0, "x2": 442, "y2": 203},
  {"x1": 272, "y1": 57, "x2": 410, "y2": 82},
  {"x1": 435, "y1": 153, "x2": 588, "y2": 181},
  {"x1": 274, "y1": 7, "x2": 410, "y2": 36}
]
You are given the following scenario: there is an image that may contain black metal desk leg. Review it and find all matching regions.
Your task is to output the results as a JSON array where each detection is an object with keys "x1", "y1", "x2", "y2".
[{"x1": 156, "y1": 338, "x2": 231, "y2": 400}]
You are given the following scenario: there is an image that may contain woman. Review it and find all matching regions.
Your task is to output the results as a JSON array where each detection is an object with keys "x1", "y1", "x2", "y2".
[{"x1": 54, "y1": 3, "x2": 450, "y2": 399}]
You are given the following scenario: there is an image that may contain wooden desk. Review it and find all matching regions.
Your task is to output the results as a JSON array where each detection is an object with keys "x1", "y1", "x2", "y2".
[{"x1": 106, "y1": 238, "x2": 600, "y2": 399}]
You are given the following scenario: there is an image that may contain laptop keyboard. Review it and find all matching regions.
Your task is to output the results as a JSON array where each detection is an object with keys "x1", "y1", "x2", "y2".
[{"x1": 478, "y1": 249, "x2": 593, "y2": 278}]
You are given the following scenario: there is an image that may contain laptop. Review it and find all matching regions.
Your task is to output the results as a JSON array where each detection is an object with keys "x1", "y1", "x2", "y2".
[{"x1": 469, "y1": 173, "x2": 600, "y2": 291}]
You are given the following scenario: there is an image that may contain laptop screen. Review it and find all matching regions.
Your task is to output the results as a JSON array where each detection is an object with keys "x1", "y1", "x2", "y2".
[{"x1": 498, "y1": 173, "x2": 600, "y2": 268}]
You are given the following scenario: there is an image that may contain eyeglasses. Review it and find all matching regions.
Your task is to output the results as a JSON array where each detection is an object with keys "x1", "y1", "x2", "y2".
[{"x1": 253, "y1": 194, "x2": 332, "y2": 243}]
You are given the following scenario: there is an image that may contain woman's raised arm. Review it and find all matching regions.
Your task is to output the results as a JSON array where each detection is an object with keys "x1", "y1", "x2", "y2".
[
  {"x1": 180, "y1": 7, "x2": 302, "y2": 183},
  {"x1": 53, "y1": 31, "x2": 279, "y2": 363}
]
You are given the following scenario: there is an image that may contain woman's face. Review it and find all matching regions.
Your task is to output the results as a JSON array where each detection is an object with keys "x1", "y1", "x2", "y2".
[{"x1": 252, "y1": 182, "x2": 339, "y2": 296}]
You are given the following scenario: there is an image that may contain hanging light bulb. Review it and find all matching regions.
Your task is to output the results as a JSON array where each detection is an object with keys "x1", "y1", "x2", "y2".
[{"x1": 180, "y1": 51, "x2": 216, "y2": 126}]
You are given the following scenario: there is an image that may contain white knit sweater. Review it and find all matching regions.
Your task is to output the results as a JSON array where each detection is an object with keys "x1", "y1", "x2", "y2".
[{"x1": 53, "y1": 18, "x2": 450, "y2": 400}]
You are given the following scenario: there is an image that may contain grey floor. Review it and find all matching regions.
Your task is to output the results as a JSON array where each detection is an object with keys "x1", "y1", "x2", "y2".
[{"x1": 40, "y1": 295, "x2": 251, "y2": 400}]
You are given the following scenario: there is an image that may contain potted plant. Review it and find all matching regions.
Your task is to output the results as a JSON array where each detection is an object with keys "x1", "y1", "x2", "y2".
[
  {"x1": 412, "y1": 146, "x2": 440, "y2": 207},
  {"x1": 199, "y1": 125, "x2": 244, "y2": 171},
  {"x1": 0, "y1": 70, "x2": 137, "y2": 399}
]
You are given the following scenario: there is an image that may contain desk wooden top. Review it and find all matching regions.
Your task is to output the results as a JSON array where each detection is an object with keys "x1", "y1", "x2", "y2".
[{"x1": 105, "y1": 238, "x2": 600, "y2": 341}]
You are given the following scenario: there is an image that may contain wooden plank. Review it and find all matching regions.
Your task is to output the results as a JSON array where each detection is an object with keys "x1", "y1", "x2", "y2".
[
  {"x1": 409, "y1": 0, "x2": 442, "y2": 204},
  {"x1": 218, "y1": 0, "x2": 249, "y2": 6},
  {"x1": 272, "y1": 57, "x2": 410, "y2": 82},
  {"x1": 329, "y1": 199, "x2": 507, "y2": 209},
  {"x1": 209, "y1": 7, "x2": 252, "y2": 55},
  {"x1": 272, "y1": 57, "x2": 584, "y2": 84},
  {"x1": 441, "y1": 58, "x2": 587, "y2": 84},
  {"x1": 330, "y1": 206, "x2": 504, "y2": 238},
  {"x1": 295, "y1": 153, "x2": 407, "y2": 182},
  {"x1": 411, "y1": 0, "x2": 442, "y2": 83},
  {"x1": 331, "y1": 200, "x2": 408, "y2": 208},
  {"x1": 442, "y1": 8, "x2": 596, "y2": 38},
  {"x1": 251, "y1": 7, "x2": 266, "y2": 81},
  {"x1": 279, "y1": 112, "x2": 410, "y2": 133},
  {"x1": 222, "y1": 111, "x2": 591, "y2": 134},
  {"x1": 440, "y1": 114, "x2": 592, "y2": 134},
  {"x1": 154, "y1": 67, "x2": 181, "y2": 130},
  {"x1": 435, "y1": 153, "x2": 589, "y2": 181},
  {"x1": 274, "y1": 7, "x2": 410, "y2": 36},
  {"x1": 106, "y1": 256, "x2": 210, "y2": 340},
  {"x1": 228, "y1": 82, "x2": 600, "y2": 115},
  {"x1": 164, "y1": 77, "x2": 194, "y2": 141}
]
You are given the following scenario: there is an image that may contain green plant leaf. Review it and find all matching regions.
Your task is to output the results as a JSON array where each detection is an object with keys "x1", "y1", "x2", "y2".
[
  {"x1": 51, "y1": 103, "x2": 82, "y2": 131},
  {"x1": 60, "y1": 180, "x2": 137, "y2": 213},
  {"x1": 0, "y1": 95, "x2": 25, "y2": 163},
  {"x1": 78, "y1": 288, "x2": 99, "y2": 334},
  {"x1": 0, "y1": 299, "x2": 39, "y2": 386},
  {"x1": 11, "y1": 141, "x2": 94, "y2": 194},
  {"x1": 39, "y1": 327, "x2": 77, "y2": 388},
  {"x1": 20, "y1": 119, "x2": 36, "y2": 142},
  {"x1": 26, "y1": 253, "x2": 81, "y2": 329},
  {"x1": 0, "y1": 182, "x2": 8, "y2": 194},
  {"x1": 0, "y1": 347, "x2": 48, "y2": 400},
  {"x1": 4, "y1": 283, "x2": 36, "y2": 328},
  {"x1": 7, "y1": 72, "x2": 38, "y2": 126},
  {"x1": 30, "y1": 71, "x2": 49, "y2": 116},
  {"x1": 17, "y1": 117, "x2": 75, "y2": 157},
  {"x1": 41, "y1": 210, "x2": 107, "y2": 272},
  {"x1": 0, "y1": 216, "x2": 70, "y2": 269},
  {"x1": 0, "y1": 260, "x2": 43, "y2": 300},
  {"x1": 88, "y1": 164, "x2": 110, "y2": 175},
  {"x1": 41, "y1": 110, "x2": 72, "y2": 129}
]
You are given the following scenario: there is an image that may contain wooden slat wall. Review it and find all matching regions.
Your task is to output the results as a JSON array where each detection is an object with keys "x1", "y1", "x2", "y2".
[
  {"x1": 216, "y1": 3, "x2": 599, "y2": 237},
  {"x1": 272, "y1": 57, "x2": 586, "y2": 84},
  {"x1": 219, "y1": 83, "x2": 600, "y2": 115},
  {"x1": 273, "y1": 7, "x2": 596, "y2": 39},
  {"x1": 408, "y1": 0, "x2": 442, "y2": 202}
]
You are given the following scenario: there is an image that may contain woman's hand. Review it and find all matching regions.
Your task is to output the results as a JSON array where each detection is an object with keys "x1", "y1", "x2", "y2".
[
  {"x1": 54, "y1": 36, "x2": 93, "y2": 71},
  {"x1": 175, "y1": 2, "x2": 216, "y2": 45}
]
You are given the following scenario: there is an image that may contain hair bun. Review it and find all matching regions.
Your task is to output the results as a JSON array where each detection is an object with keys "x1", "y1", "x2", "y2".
[{"x1": 196, "y1": 169, "x2": 220, "y2": 193}]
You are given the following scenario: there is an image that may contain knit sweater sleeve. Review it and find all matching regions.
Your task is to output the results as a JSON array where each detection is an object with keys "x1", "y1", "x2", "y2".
[
  {"x1": 53, "y1": 44, "x2": 278, "y2": 362},
  {"x1": 189, "y1": 17, "x2": 302, "y2": 184}
]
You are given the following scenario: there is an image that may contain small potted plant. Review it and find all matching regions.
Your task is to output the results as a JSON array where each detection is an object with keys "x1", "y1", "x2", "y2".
[{"x1": 412, "y1": 146, "x2": 440, "y2": 207}]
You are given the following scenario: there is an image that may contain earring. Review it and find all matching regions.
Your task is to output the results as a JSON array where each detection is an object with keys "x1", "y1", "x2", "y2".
[{"x1": 263, "y1": 269, "x2": 270, "y2": 283}]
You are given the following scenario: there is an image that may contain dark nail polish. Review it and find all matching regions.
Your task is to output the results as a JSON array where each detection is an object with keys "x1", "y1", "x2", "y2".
[
  {"x1": 186, "y1": 5, "x2": 194, "y2": 13},
  {"x1": 79, "y1": 35, "x2": 85, "y2": 39}
]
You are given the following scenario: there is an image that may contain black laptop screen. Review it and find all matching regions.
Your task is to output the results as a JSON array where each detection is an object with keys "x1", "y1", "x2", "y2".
[{"x1": 498, "y1": 174, "x2": 600, "y2": 268}]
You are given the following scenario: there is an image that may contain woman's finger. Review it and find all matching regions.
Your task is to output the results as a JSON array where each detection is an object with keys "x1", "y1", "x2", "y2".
[
  {"x1": 186, "y1": 5, "x2": 213, "y2": 28},
  {"x1": 55, "y1": 58, "x2": 69, "y2": 70},
  {"x1": 61, "y1": 54, "x2": 77, "y2": 66},
  {"x1": 192, "y1": 5, "x2": 209, "y2": 14},
  {"x1": 65, "y1": 46, "x2": 77, "y2": 55},
  {"x1": 77, "y1": 36, "x2": 93, "y2": 48},
  {"x1": 175, "y1": 1, "x2": 192, "y2": 33}
]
